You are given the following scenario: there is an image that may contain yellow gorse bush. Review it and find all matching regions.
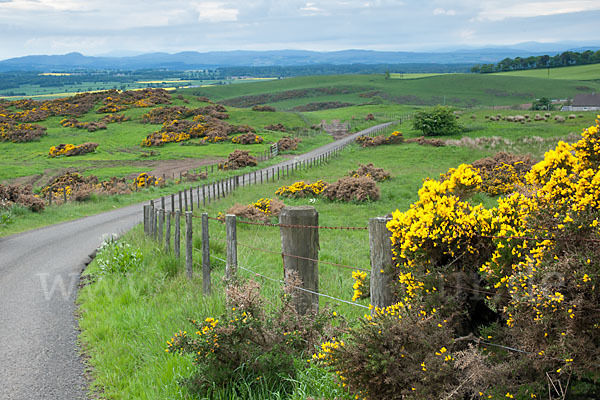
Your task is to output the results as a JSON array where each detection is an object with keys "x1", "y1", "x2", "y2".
[
  {"x1": 316, "y1": 118, "x2": 600, "y2": 398},
  {"x1": 275, "y1": 180, "x2": 328, "y2": 198}
]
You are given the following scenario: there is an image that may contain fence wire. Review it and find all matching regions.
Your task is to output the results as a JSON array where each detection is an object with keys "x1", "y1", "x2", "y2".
[{"x1": 208, "y1": 254, "x2": 370, "y2": 309}]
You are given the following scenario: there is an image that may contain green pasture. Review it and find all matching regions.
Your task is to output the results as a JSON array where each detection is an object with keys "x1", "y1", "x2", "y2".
[
  {"x1": 77, "y1": 140, "x2": 496, "y2": 399},
  {"x1": 183, "y1": 73, "x2": 600, "y2": 109},
  {"x1": 74, "y1": 109, "x2": 600, "y2": 398},
  {"x1": 0, "y1": 94, "x2": 330, "y2": 183},
  {"x1": 493, "y1": 63, "x2": 600, "y2": 80}
]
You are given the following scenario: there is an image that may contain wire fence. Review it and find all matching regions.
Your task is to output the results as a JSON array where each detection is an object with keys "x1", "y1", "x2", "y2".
[{"x1": 207, "y1": 253, "x2": 370, "y2": 310}]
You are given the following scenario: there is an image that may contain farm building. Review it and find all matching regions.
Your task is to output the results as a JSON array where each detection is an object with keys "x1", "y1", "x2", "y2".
[{"x1": 562, "y1": 93, "x2": 600, "y2": 111}]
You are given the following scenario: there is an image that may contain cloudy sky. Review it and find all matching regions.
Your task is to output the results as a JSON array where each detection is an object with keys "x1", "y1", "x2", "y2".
[{"x1": 1, "y1": 0, "x2": 600, "y2": 60}]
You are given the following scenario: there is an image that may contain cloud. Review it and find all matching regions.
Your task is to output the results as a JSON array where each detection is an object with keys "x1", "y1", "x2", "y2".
[
  {"x1": 194, "y1": 2, "x2": 239, "y2": 22},
  {"x1": 300, "y1": 2, "x2": 329, "y2": 15},
  {"x1": 476, "y1": 1, "x2": 600, "y2": 21},
  {"x1": 433, "y1": 8, "x2": 456, "y2": 16}
]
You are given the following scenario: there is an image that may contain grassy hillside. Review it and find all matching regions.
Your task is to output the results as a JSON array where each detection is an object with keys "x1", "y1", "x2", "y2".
[
  {"x1": 492, "y1": 63, "x2": 600, "y2": 80},
  {"x1": 183, "y1": 73, "x2": 600, "y2": 109},
  {"x1": 0, "y1": 93, "x2": 326, "y2": 184}
]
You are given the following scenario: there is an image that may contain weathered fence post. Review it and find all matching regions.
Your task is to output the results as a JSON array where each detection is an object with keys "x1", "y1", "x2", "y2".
[
  {"x1": 158, "y1": 209, "x2": 165, "y2": 245},
  {"x1": 153, "y1": 208, "x2": 159, "y2": 240},
  {"x1": 184, "y1": 188, "x2": 189, "y2": 211},
  {"x1": 185, "y1": 211, "x2": 193, "y2": 279},
  {"x1": 202, "y1": 213, "x2": 211, "y2": 295},
  {"x1": 161, "y1": 196, "x2": 165, "y2": 210},
  {"x1": 165, "y1": 211, "x2": 171, "y2": 251},
  {"x1": 171, "y1": 194, "x2": 175, "y2": 214},
  {"x1": 369, "y1": 217, "x2": 395, "y2": 311},
  {"x1": 225, "y1": 214, "x2": 237, "y2": 283},
  {"x1": 202, "y1": 185, "x2": 206, "y2": 206},
  {"x1": 174, "y1": 211, "x2": 181, "y2": 259},
  {"x1": 63, "y1": 185, "x2": 68, "y2": 203},
  {"x1": 48, "y1": 191, "x2": 53, "y2": 206},
  {"x1": 143, "y1": 205, "x2": 150, "y2": 235},
  {"x1": 189, "y1": 187, "x2": 194, "y2": 211},
  {"x1": 196, "y1": 186, "x2": 200, "y2": 208},
  {"x1": 178, "y1": 191, "x2": 183, "y2": 211},
  {"x1": 279, "y1": 206, "x2": 319, "y2": 315}
]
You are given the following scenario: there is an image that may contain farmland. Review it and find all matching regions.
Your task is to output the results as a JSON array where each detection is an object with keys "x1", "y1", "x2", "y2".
[
  {"x1": 492, "y1": 62, "x2": 600, "y2": 80},
  {"x1": 2, "y1": 65, "x2": 600, "y2": 398}
]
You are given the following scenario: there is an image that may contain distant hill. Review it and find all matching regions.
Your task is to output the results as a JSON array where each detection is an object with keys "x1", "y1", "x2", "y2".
[{"x1": 0, "y1": 48, "x2": 582, "y2": 72}]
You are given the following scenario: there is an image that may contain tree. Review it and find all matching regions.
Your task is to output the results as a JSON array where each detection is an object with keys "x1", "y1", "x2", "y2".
[
  {"x1": 531, "y1": 97, "x2": 552, "y2": 111},
  {"x1": 412, "y1": 106, "x2": 462, "y2": 136}
]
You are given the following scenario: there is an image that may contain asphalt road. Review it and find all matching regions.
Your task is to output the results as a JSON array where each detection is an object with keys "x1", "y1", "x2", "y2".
[{"x1": 0, "y1": 121, "x2": 395, "y2": 399}]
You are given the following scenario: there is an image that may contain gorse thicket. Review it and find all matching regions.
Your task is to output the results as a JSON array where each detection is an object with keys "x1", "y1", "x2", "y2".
[{"x1": 316, "y1": 118, "x2": 600, "y2": 399}]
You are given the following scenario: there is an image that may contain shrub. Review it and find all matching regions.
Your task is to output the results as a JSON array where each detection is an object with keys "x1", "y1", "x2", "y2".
[
  {"x1": 231, "y1": 133, "x2": 264, "y2": 144},
  {"x1": 49, "y1": 142, "x2": 98, "y2": 157},
  {"x1": 218, "y1": 150, "x2": 257, "y2": 170},
  {"x1": 166, "y1": 280, "x2": 337, "y2": 398},
  {"x1": 133, "y1": 173, "x2": 163, "y2": 188},
  {"x1": 348, "y1": 163, "x2": 391, "y2": 182},
  {"x1": 277, "y1": 136, "x2": 301, "y2": 151},
  {"x1": 355, "y1": 131, "x2": 403, "y2": 147},
  {"x1": 404, "y1": 136, "x2": 446, "y2": 147},
  {"x1": 60, "y1": 118, "x2": 107, "y2": 132},
  {"x1": 226, "y1": 198, "x2": 285, "y2": 222},
  {"x1": 320, "y1": 120, "x2": 600, "y2": 399},
  {"x1": 0, "y1": 184, "x2": 45, "y2": 212},
  {"x1": 412, "y1": 106, "x2": 462, "y2": 136},
  {"x1": 323, "y1": 176, "x2": 380, "y2": 202},
  {"x1": 275, "y1": 180, "x2": 327, "y2": 198},
  {"x1": 0, "y1": 121, "x2": 47, "y2": 142},
  {"x1": 471, "y1": 152, "x2": 535, "y2": 196},
  {"x1": 141, "y1": 120, "x2": 206, "y2": 147},
  {"x1": 264, "y1": 123, "x2": 287, "y2": 132}
]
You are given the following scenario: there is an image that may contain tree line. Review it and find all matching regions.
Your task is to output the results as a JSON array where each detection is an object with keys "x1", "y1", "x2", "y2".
[{"x1": 471, "y1": 49, "x2": 600, "y2": 73}]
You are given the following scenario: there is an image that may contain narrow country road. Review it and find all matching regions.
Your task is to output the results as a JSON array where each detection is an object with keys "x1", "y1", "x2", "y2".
[{"x1": 0, "y1": 121, "x2": 395, "y2": 399}]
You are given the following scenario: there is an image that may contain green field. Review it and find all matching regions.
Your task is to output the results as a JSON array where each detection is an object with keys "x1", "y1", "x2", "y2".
[
  {"x1": 76, "y1": 107, "x2": 600, "y2": 398},
  {"x1": 493, "y1": 63, "x2": 600, "y2": 80},
  {"x1": 184, "y1": 73, "x2": 600, "y2": 110},
  {"x1": 0, "y1": 94, "x2": 329, "y2": 184}
]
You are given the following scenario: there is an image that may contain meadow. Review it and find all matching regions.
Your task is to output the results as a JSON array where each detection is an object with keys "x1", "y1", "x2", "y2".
[
  {"x1": 4, "y1": 64, "x2": 600, "y2": 398},
  {"x1": 77, "y1": 109, "x2": 599, "y2": 398},
  {"x1": 492, "y1": 62, "x2": 600, "y2": 80}
]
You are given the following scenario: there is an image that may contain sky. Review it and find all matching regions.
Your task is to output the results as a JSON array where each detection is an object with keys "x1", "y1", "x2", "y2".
[{"x1": 1, "y1": 0, "x2": 600, "y2": 60}]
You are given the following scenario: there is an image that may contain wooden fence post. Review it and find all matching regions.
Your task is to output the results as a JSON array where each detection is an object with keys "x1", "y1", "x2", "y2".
[
  {"x1": 185, "y1": 211, "x2": 193, "y2": 279},
  {"x1": 171, "y1": 194, "x2": 175, "y2": 214},
  {"x1": 202, "y1": 213, "x2": 211, "y2": 295},
  {"x1": 161, "y1": 196, "x2": 165, "y2": 210},
  {"x1": 174, "y1": 211, "x2": 181, "y2": 259},
  {"x1": 202, "y1": 185, "x2": 206, "y2": 206},
  {"x1": 184, "y1": 188, "x2": 189, "y2": 211},
  {"x1": 165, "y1": 211, "x2": 171, "y2": 252},
  {"x1": 158, "y1": 209, "x2": 165, "y2": 245},
  {"x1": 63, "y1": 186, "x2": 67, "y2": 203},
  {"x1": 369, "y1": 217, "x2": 395, "y2": 311},
  {"x1": 143, "y1": 205, "x2": 150, "y2": 235},
  {"x1": 178, "y1": 191, "x2": 183, "y2": 211},
  {"x1": 279, "y1": 206, "x2": 319, "y2": 315},
  {"x1": 154, "y1": 209, "x2": 159, "y2": 240},
  {"x1": 197, "y1": 186, "x2": 200, "y2": 208},
  {"x1": 225, "y1": 214, "x2": 237, "y2": 283},
  {"x1": 189, "y1": 187, "x2": 194, "y2": 211}
]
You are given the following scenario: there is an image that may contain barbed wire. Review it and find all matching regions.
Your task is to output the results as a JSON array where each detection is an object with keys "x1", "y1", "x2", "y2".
[
  {"x1": 237, "y1": 241, "x2": 371, "y2": 273},
  {"x1": 202, "y1": 215, "x2": 368, "y2": 231},
  {"x1": 207, "y1": 254, "x2": 370, "y2": 309}
]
